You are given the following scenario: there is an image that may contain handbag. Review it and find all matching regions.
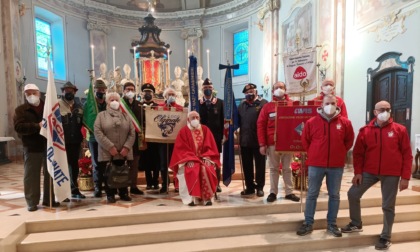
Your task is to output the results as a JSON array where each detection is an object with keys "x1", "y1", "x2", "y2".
[{"x1": 105, "y1": 158, "x2": 131, "y2": 188}]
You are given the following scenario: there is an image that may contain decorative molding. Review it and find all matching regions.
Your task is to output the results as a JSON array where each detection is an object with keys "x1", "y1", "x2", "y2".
[
  {"x1": 180, "y1": 28, "x2": 203, "y2": 40},
  {"x1": 367, "y1": 9, "x2": 415, "y2": 42},
  {"x1": 86, "y1": 20, "x2": 110, "y2": 34}
]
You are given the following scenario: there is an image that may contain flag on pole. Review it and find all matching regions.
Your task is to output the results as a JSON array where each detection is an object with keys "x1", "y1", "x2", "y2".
[
  {"x1": 82, "y1": 79, "x2": 98, "y2": 133},
  {"x1": 40, "y1": 58, "x2": 71, "y2": 202},
  {"x1": 188, "y1": 55, "x2": 199, "y2": 112},
  {"x1": 220, "y1": 63, "x2": 239, "y2": 186}
]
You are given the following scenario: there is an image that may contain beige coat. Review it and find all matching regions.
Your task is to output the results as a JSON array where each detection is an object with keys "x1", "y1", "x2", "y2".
[{"x1": 94, "y1": 107, "x2": 135, "y2": 161}]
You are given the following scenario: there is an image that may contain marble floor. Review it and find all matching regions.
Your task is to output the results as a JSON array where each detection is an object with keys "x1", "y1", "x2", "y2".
[{"x1": 1, "y1": 160, "x2": 420, "y2": 251}]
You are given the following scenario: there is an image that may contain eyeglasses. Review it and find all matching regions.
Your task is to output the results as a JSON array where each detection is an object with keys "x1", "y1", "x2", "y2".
[{"x1": 375, "y1": 108, "x2": 391, "y2": 113}]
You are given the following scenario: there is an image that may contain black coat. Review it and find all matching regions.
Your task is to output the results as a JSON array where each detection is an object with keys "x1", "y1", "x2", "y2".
[
  {"x1": 60, "y1": 99, "x2": 84, "y2": 144},
  {"x1": 199, "y1": 97, "x2": 224, "y2": 153},
  {"x1": 13, "y1": 101, "x2": 47, "y2": 152},
  {"x1": 238, "y1": 98, "x2": 268, "y2": 148}
]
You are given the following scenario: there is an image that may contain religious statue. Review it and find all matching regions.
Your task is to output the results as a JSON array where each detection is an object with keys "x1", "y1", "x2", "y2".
[
  {"x1": 197, "y1": 66, "x2": 204, "y2": 99},
  {"x1": 120, "y1": 64, "x2": 134, "y2": 93},
  {"x1": 171, "y1": 66, "x2": 185, "y2": 106},
  {"x1": 113, "y1": 66, "x2": 123, "y2": 94}
]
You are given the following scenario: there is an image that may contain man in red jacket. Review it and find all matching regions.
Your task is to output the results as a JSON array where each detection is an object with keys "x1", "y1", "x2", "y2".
[
  {"x1": 297, "y1": 94, "x2": 354, "y2": 238},
  {"x1": 312, "y1": 79, "x2": 348, "y2": 118},
  {"x1": 342, "y1": 100, "x2": 412, "y2": 250},
  {"x1": 257, "y1": 81, "x2": 300, "y2": 202}
]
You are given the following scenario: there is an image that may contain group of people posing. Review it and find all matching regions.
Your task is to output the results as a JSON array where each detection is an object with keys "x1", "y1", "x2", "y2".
[{"x1": 14, "y1": 77, "x2": 412, "y2": 250}]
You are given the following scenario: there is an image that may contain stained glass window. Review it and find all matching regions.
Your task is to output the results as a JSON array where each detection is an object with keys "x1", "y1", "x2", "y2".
[
  {"x1": 35, "y1": 18, "x2": 52, "y2": 76},
  {"x1": 233, "y1": 30, "x2": 249, "y2": 77}
]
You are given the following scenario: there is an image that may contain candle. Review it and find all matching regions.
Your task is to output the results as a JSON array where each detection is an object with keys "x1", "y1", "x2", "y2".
[
  {"x1": 23, "y1": 68, "x2": 26, "y2": 76},
  {"x1": 90, "y1": 45, "x2": 95, "y2": 72},
  {"x1": 133, "y1": 47, "x2": 137, "y2": 82},
  {"x1": 187, "y1": 49, "x2": 191, "y2": 67},
  {"x1": 206, "y1": 49, "x2": 210, "y2": 79},
  {"x1": 167, "y1": 49, "x2": 171, "y2": 80},
  {"x1": 112, "y1": 46, "x2": 115, "y2": 71}
]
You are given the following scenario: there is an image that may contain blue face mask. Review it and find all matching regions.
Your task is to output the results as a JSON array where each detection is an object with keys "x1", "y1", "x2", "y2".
[
  {"x1": 245, "y1": 93, "x2": 255, "y2": 101},
  {"x1": 167, "y1": 96, "x2": 176, "y2": 104},
  {"x1": 203, "y1": 89, "x2": 212, "y2": 97}
]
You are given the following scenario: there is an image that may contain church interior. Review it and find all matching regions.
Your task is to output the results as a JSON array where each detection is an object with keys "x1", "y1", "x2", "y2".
[{"x1": 0, "y1": 0, "x2": 420, "y2": 251}]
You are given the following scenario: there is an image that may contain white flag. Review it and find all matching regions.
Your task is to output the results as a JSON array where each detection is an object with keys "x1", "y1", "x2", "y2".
[{"x1": 40, "y1": 63, "x2": 71, "y2": 202}]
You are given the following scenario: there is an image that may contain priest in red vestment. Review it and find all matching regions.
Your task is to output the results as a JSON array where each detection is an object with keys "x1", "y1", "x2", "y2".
[{"x1": 169, "y1": 111, "x2": 220, "y2": 206}]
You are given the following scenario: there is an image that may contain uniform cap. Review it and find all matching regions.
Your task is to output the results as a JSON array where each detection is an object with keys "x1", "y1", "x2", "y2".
[{"x1": 242, "y1": 83, "x2": 257, "y2": 93}]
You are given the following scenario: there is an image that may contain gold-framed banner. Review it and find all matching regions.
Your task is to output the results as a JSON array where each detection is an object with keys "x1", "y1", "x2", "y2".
[{"x1": 145, "y1": 108, "x2": 188, "y2": 143}]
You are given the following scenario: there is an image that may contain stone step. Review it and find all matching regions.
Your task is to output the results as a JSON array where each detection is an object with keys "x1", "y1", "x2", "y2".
[
  {"x1": 17, "y1": 204, "x2": 420, "y2": 252},
  {"x1": 77, "y1": 221, "x2": 420, "y2": 252}
]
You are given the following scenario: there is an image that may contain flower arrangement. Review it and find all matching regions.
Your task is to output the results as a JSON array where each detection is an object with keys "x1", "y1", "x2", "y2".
[
  {"x1": 78, "y1": 149, "x2": 92, "y2": 177},
  {"x1": 291, "y1": 153, "x2": 308, "y2": 176}
]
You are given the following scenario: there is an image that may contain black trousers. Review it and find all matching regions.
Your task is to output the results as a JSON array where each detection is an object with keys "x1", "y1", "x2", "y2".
[
  {"x1": 158, "y1": 143, "x2": 174, "y2": 189},
  {"x1": 240, "y1": 146, "x2": 266, "y2": 191},
  {"x1": 66, "y1": 143, "x2": 81, "y2": 194},
  {"x1": 89, "y1": 141, "x2": 104, "y2": 191},
  {"x1": 140, "y1": 142, "x2": 160, "y2": 187}
]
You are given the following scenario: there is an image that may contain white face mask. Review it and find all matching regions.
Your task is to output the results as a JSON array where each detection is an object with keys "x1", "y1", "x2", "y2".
[
  {"x1": 190, "y1": 119, "x2": 200, "y2": 128},
  {"x1": 110, "y1": 101, "x2": 120, "y2": 110},
  {"x1": 322, "y1": 85, "x2": 334, "y2": 95},
  {"x1": 26, "y1": 95, "x2": 40, "y2": 106},
  {"x1": 323, "y1": 104, "x2": 336, "y2": 115},
  {"x1": 125, "y1": 91, "x2": 135, "y2": 99},
  {"x1": 273, "y1": 88, "x2": 285, "y2": 98},
  {"x1": 377, "y1": 111, "x2": 390, "y2": 122},
  {"x1": 167, "y1": 96, "x2": 176, "y2": 104}
]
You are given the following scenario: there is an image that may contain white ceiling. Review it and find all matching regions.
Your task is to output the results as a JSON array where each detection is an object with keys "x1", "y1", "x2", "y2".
[{"x1": 90, "y1": 0, "x2": 232, "y2": 12}]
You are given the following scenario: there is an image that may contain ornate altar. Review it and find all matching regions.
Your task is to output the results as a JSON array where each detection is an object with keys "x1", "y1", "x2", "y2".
[{"x1": 132, "y1": 14, "x2": 170, "y2": 94}]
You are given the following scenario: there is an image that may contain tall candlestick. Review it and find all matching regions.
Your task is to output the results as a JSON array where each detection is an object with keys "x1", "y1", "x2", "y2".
[
  {"x1": 112, "y1": 46, "x2": 115, "y2": 71},
  {"x1": 206, "y1": 49, "x2": 210, "y2": 79},
  {"x1": 90, "y1": 45, "x2": 95, "y2": 72},
  {"x1": 167, "y1": 49, "x2": 171, "y2": 80},
  {"x1": 187, "y1": 49, "x2": 191, "y2": 67},
  {"x1": 133, "y1": 47, "x2": 137, "y2": 83}
]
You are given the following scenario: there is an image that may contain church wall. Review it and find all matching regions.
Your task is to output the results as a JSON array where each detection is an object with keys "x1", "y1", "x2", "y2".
[{"x1": 344, "y1": 1, "x2": 420, "y2": 151}]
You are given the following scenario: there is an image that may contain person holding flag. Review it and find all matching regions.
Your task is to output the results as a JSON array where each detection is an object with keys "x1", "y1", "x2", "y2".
[
  {"x1": 14, "y1": 83, "x2": 60, "y2": 211},
  {"x1": 83, "y1": 79, "x2": 108, "y2": 198},
  {"x1": 120, "y1": 80, "x2": 144, "y2": 195}
]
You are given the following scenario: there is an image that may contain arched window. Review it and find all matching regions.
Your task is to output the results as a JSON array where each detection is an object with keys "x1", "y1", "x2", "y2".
[
  {"x1": 34, "y1": 6, "x2": 66, "y2": 81},
  {"x1": 233, "y1": 29, "x2": 249, "y2": 77}
]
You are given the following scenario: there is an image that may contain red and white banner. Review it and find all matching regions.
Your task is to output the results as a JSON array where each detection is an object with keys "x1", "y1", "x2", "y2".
[
  {"x1": 283, "y1": 50, "x2": 317, "y2": 95},
  {"x1": 145, "y1": 108, "x2": 187, "y2": 143},
  {"x1": 275, "y1": 104, "x2": 318, "y2": 152}
]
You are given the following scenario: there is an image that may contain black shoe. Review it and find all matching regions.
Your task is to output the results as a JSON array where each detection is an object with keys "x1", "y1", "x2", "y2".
[
  {"x1": 256, "y1": 189, "x2": 264, "y2": 197},
  {"x1": 205, "y1": 201, "x2": 212, "y2": 206},
  {"x1": 188, "y1": 201, "x2": 195, "y2": 206},
  {"x1": 119, "y1": 194, "x2": 132, "y2": 201},
  {"x1": 63, "y1": 198, "x2": 70, "y2": 202},
  {"x1": 375, "y1": 238, "x2": 391, "y2": 250},
  {"x1": 174, "y1": 188, "x2": 179, "y2": 193},
  {"x1": 285, "y1": 194, "x2": 300, "y2": 202},
  {"x1": 296, "y1": 223, "x2": 313, "y2": 236},
  {"x1": 42, "y1": 201, "x2": 60, "y2": 207},
  {"x1": 266, "y1": 193, "x2": 277, "y2": 202},
  {"x1": 94, "y1": 190, "x2": 102, "y2": 198},
  {"x1": 27, "y1": 206, "x2": 38, "y2": 212},
  {"x1": 106, "y1": 196, "x2": 116, "y2": 203},
  {"x1": 326, "y1": 224, "x2": 342, "y2": 237},
  {"x1": 146, "y1": 185, "x2": 152, "y2": 190},
  {"x1": 72, "y1": 192, "x2": 86, "y2": 199},
  {"x1": 130, "y1": 187, "x2": 144, "y2": 195},
  {"x1": 153, "y1": 184, "x2": 160, "y2": 190},
  {"x1": 240, "y1": 189, "x2": 255, "y2": 196},
  {"x1": 341, "y1": 222, "x2": 363, "y2": 233},
  {"x1": 216, "y1": 185, "x2": 222, "y2": 192},
  {"x1": 159, "y1": 187, "x2": 168, "y2": 194}
]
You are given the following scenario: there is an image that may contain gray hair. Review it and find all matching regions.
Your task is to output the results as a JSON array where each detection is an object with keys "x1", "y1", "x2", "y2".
[
  {"x1": 163, "y1": 87, "x2": 176, "y2": 98},
  {"x1": 105, "y1": 92, "x2": 121, "y2": 104}
]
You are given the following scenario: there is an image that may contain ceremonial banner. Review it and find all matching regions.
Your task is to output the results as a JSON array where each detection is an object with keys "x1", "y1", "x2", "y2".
[
  {"x1": 145, "y1": 108, "x2": 187, "y2": 143},
  {"x1": 220, "y1": 63, "x2": 239, "y2": 186},
  {"x1": 40, "y1": 60, "x2": 71, "y2": 202},
  {"x1": 283, "y1": 50, "x2": 317, "y2": 95},
  {"x1": 188, "y1": 55, "x2": 199, "y2": 112},
  {"x1": 275, "y1": 104, "x2": 318, "y2": 152}
]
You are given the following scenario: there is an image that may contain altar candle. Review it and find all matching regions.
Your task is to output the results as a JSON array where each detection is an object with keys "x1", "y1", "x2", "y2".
[
  {"x1": 206, "y1": 49, "x2": 210, "y2": 79},
  {"x1": 167, "y1": 49, "x2": 171, "y2": 80},
  {"x1": 112, "y1": 46, "x2": 116, "y2": 71},
  {"x1": 90, "y1": 45, "x2": 94, "y2": 71},
  {"x1": 187, "y1": 49, "x2": 191, "y2": 67}
]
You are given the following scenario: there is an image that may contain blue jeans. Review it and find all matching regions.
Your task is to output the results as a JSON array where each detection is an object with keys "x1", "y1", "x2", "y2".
[{"x1": 304, "y1": 166, "x2": 344, "y2": 225}]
